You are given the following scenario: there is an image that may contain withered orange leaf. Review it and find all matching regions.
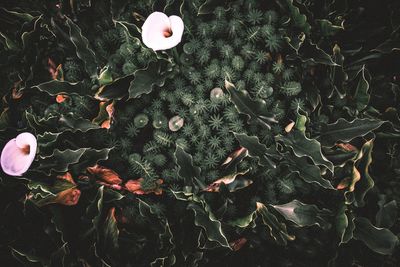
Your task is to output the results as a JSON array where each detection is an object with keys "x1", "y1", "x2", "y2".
[
  {"x1": 54, "y1": 188, "x2": 81, "y2": 206},
  {"x1": 87, "y1": 165, "x2": 123, "y2": 185}
]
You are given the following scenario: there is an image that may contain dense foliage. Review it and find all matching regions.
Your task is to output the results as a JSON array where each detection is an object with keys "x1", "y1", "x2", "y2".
[{"x1": 0, "y1": 0, "x2": 400, "y2": 266}]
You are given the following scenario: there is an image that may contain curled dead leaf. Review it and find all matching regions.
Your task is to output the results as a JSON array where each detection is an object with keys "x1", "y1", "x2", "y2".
[
  {"x1": 336, "y1": 177, "x2": 352, "y2": 190},
  {"x1": 98, "y1": 181, "x2": 123, "y2": 190},
  {"x1": 93, "y1": 101, "x2": 114, "y2": 129},
  {"x1": 229, "y1": 237, "x2": 247, "y2": 251},
  {"x1": 54, "y1": 188, "x2": 81, "y2": 206},
  {"x1": 11, "y1": 81, "x2": 23, "y2": 99},
  {"x1": 204, "y1": 169, "x2": 251, "y2": 192},
  {"x1": 125, "y1": 178, "x2": 163, "y2": 195},
  {"x1": 48, "y1": 58, "x2": 64, "y2": 81},
  {"x1": 222, "y1": 147, "x2": 248, "y2": 166},
  {"x1": 56, "y1": 94, "x2": 68, "y2": 103},
  {"x1": 57, "y1": 172, "x2": 75, "y2": 184},
  {"x1": 336, "y1": 143, "x2": 358, "y2": 152},
  {"x1": 87, "y1": 165, "x2": 123, "y2": 185},
  {"x1": 285, "y1": 121, "x2": 295, "y2": 133},
  {"x1": 101, "y1": 119, "x2": 111, "y2": 129}
]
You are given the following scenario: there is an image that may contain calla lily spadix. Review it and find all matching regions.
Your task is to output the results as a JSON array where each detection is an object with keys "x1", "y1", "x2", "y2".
[
  {"x1": 0, "y1": 132, "x2": 37, "y2": 176},
  {"x1": 141, "y1": 11, "x2": 184, "y2": 51}
]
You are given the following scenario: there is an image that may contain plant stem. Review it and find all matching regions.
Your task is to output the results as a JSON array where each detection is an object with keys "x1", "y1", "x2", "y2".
[{"x1": 172, "y1": 47, "x2": 181, "y2": 65}]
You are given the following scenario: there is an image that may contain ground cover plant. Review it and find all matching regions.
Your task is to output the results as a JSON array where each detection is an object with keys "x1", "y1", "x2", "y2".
[{"x1": 0, "y1": 0, "x2": 400, "y2": 266}]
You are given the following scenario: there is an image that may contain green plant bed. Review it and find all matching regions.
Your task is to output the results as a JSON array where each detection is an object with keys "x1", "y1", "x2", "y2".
[{"x1": 0, "y1": 0, "x2": 399, "y2": 266}]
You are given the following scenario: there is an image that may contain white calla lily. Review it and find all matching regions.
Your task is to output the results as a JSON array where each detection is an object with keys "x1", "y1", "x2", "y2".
[
  {"x1": 142, "y1": 12, "x2": 184, "y2": 51},
  {"x1": 1, "y1": 132, "x2": 37, "y2": 176}
]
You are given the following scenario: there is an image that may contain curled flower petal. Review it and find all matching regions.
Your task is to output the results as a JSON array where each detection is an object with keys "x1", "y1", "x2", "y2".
[
  {"x1": 1, "y1": 132, "x2": 37, "y2": 176},
  {"x1": 142, "y1": 12, "x2": 184, "y2": 51}
]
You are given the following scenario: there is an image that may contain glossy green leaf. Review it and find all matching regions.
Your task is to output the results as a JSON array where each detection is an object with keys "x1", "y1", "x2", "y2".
[
  {"x1": 353, "y1": 217, "x2": 398, "y2": 255},
  {"x1": 37, "y1": 148, "x2": 86, "y2": 174},
  {"x1": 323, "y1": 147, "x2": 358, "y2": 166},
  {"x1": 187, "y1": 201, "x2": 230, "y2": 248},
  {"x1": 128, "y1": 59, "x2": 173, "y2": 99},
  {"x1": 66, "y1": 17, "x2": 98, "y2": 77},
  {"x1": 353, "y1": 66, "x2": 370, "y2": 111},
  {"x1": 99, "y1": 208, "x2": 119, "y2": 253},
  {"x1": 98, "y1": 66, "x2": 113, "y2": 86},
  {"x1": 174, "y1": 145, "x2": 201, "y2": 187},
  {"x1": 256, "y1": 202, "x2": 295, "y2": 246},
  {"x1": 37, "y1": 148, "x2": 109, "y2": 175},
  {"x1": 29, "y1": 179, "x2": 76, "y2": 207},
  {"x1": 329, "y1": 44, "x2": 347, "y2": 97},
  {"x1": 69, "y1": 148, "x2": 111, "y2": 174},
  {"x1": 233, "y1": 132, "x2": 277, "y2": 168},
  {"x1": 353, "y1": 140, "x2": 375, "y2": 207},
  {"x1": 32, "y1": 80, "x2": 85, "y2": 96},
  {"x1": 272, "y1": 200, "x2": 332, "y2": 230},
  {"x1": 276, "y1": 130, "x2": 334, "y2": 172},
  {"x1": 205, "y1": 169, "x2": 251, "y2": 192},
  {"x1": 318, "y1": 118, "x2": 384, "y2": 146},
  {"x1": 0, "y1": 7, "x2": 35, "y2": 22},
  {"x1": 95, "y1": 74, "x2": 134, "y2": 101},
  {"x1": 226, "y1": 81, "x2": 277, "y2": 130},
  {"x1": 372, "y1": 38, "x2": 400, "y2": 54},
  {"x1": 376, "y1": 200, "x2": 398, "y2": 229},
  {"x1": 0, "y1": 32, "x2": 18, "y2": 50},
  {"x1": 286, "y1": 153, "x2": 334, "y2": 189},
  {"x1": 297, "y1": 40, "x2": 338, "y2": 66},
  {"x1": 275, "y1": 0, "x2": 311, "y2": 33},
  {"x1": 227, "y1": 210, "x2": 257, "y2": 228},
  {"x1": 172, "y1": 191, "x2": 230, "y2": 248},
  {"x1": 335, "y1": 205, "x2": 355, "y2": 244},
  {"x1": 315, "y1": 19, "x2": 344, "y2": 37},
  {"x1": 37, "y1": 132, "x2": 61, "y2": 149},
  {"x1": 59, "y1": 115, "x2": 101, "y2": 132}
]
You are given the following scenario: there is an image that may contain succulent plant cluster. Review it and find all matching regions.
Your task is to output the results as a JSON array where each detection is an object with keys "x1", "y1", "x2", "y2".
[{"x1": 0, "y1": 0, "x2": 400, "y2": 266}]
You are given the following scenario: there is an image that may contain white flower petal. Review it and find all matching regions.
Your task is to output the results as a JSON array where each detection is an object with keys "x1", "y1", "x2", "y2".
[
  {"x1": 1, "y1": 132, "x2": 37, "y2": 176},
  {"x1": 142, "y1": 12, "x2": 184, "y2": 51},
  {"x1": 167, "y1": 15, "x2": 184, "y2": 48}
]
